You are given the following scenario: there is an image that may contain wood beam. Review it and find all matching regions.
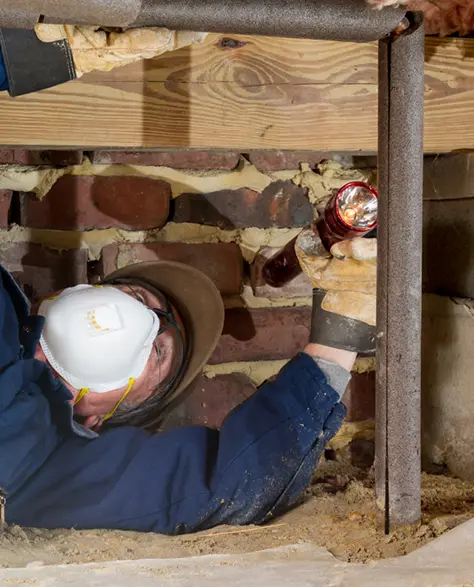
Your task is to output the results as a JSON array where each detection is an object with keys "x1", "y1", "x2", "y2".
[{"x1": 0, "y1": 35, "x2": 472, "y2": 151}]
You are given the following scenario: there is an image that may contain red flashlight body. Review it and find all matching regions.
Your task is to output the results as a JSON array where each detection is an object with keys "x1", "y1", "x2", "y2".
[{"x1": 261, "y1": 235, "x2": 302, "y2": 288}]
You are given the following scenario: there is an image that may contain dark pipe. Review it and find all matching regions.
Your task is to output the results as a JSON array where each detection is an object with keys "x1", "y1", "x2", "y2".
[
  {"x1": 376, "y1": 13, "x2": 424, "y2": 531},
  {"x1": 0, "y1": 9, "x2": 38, "y2": 28},
  {"x1": 131, "y1": 0, "x2": 406, "y2": 42},
  {"x1": 0, "y1": 0, "x2": 406, "y2": 42},
  {"x1": 0, "y1": 0, "x2": 142, "y2": 28}
]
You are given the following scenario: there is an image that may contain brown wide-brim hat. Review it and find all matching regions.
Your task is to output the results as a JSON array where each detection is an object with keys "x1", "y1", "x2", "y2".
[{"x1": 104, "y1": 261, "x2": 224, "y2": 407}]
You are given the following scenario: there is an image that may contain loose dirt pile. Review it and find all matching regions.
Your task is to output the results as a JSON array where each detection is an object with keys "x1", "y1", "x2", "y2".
[{"x1": 1, "y1": 462, "x2": 473, "y2": 568}]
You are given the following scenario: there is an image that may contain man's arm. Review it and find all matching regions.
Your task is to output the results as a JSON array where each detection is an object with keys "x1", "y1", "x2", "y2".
[
  {"x1": 7, "y1": 351, "x2": 348, "y2": 533},
  {"x1": 306, "y1": 343, "x2": 356, "y2": 372}
]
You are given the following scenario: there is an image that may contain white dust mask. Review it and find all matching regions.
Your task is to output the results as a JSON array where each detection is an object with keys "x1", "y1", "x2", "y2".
[{"x1": 38, "y1": 284, "x2": 160, "y2": 393}]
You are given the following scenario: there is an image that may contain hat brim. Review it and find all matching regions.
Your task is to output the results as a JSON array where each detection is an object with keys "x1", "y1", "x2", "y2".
[{"x1": 103, "y1": 261, "x2": 224, "y2": 408}]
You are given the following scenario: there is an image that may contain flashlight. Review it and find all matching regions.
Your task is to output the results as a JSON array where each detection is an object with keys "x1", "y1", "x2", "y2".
[
  {"x1": 317, "y1": 181, "x2": 378, "y2": 250},
  {"x1": 261, "y1": 181, "x2": 378, "y2": 288}
]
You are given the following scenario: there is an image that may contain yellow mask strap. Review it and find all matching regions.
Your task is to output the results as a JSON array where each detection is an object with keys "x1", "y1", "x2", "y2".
[
  {"x1": 43, "y1": 294, "x2": 59, "y2": 301},
  {"x1": 74, "y1": 387, "x2": 89, "y2": 406},
  {"x1": 103, "y1": 378, "x2": 135, "y2": 422}
]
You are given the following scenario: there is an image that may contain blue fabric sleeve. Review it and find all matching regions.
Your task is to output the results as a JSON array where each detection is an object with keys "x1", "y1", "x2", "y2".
[
  {"x1": 8, "y1": 353, "x2": 346, "y2": 534},
  {"x1": 0, "y1": 49, "x2": 8, "y2": 91}
]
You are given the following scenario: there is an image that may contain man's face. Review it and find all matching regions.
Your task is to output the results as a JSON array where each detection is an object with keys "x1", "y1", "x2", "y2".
[{"x1": 34, "y1": 284, "x2": 185, "y2": 430}]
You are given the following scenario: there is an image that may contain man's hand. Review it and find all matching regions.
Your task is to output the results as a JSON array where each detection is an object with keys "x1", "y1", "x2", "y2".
[
  {"x1": 35, "y1": 24, "x2": 207, "y2": 76},
  {"x1": 295, "y1": 229, "x2": 376, "y2": 327}
]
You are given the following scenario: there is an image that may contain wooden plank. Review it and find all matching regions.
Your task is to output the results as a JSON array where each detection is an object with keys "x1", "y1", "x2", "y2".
[
  {"x1": 0, "y1": 35, "x2": 473, "y2": 151},
  {"x1": 85, "y1": 34, "x2": 381, "y2": 84},
  {"x1": 84, "y1": 35, "x2": 474, "y2": 86}
]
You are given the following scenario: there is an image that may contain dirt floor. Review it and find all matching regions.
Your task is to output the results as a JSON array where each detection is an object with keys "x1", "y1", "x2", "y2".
[{"x1": 1, "y1": 460, "x2": 474, "y2": 569}]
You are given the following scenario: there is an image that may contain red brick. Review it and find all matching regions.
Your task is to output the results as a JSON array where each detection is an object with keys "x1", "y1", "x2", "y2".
[
  {"x1": 1, "y1": 243, "x2": 88, "y2": 301},
  {"x1": 251, "y1": 246, "x2": 312, "y2": 299},
  {"x1": 210, "y1": 306, "x2": 311, "y2": 364},
  {"x1": 90, "y1": 151, "x2": 240, "y2": 169},
  {"x1": 99, "y1": 242, "x2": 243, "y2": 295},
  {"x1": 172, "y1": 181, "x2": 312, "y2": 229},
  {"x1": 337, "y1": 155, "x2": 377, "y2": 169},
  {"x1": 0, "y1": 190, "x2": 12, "y2": 228},
  {"x1": 172, "y1": 188, "x2": 255, "y2": 229},
  {"x1": 21, "y1": 175, "x2": 170, "y2": 231},
  {"x1": 162, "y1": 373, "x2": 256, "y2": 430},
  {"x1": 249, "y1": 151, "x2": 377, "y2": 171},
  {"x1": 343, "y1": 371, "x2": 375, "y2": 422},
  {"x1": 249, "y1": 151, "x2": 332, "y2": 172},
  {"x1": 0, "y1": 150, "x2": 16, "y2": 164},
  {"x1": 0, "y1": 149, "x2": 83, "y2": 166}
]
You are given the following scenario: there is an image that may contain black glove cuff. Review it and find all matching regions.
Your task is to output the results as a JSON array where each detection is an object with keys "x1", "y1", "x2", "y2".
[
  {"x1": 0, "y1": 28, "x2": 76, "y2": 97},
  {"x1": 310, "y1": 289, "x2": 375, "y2": 356}
]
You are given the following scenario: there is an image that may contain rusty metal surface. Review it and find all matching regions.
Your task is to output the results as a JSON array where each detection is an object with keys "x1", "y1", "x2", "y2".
[
  {"x1": 376, "y1": 13, "x2": 424, "y2": 530},
  {"x1": 0, "y1": 0, "x2": 406, "y2": 40}
]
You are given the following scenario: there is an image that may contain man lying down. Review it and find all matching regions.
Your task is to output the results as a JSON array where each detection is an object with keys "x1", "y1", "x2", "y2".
[{"x1": 0, "y1": 232, "x2": 376, "y2": 534}]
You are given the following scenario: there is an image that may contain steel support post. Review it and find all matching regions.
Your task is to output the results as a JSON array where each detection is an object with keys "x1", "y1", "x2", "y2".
[{"x1": 376, "y1": 13, "x2": 424, "y2": 531}]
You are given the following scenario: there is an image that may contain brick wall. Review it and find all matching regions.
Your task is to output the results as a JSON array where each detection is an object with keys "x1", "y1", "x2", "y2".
[{"x1": 0, "y1": 149, "x2": 376, "y2": 467}]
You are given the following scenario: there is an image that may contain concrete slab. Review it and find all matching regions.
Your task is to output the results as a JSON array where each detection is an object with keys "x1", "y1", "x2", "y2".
[{"x1": 1, "y1": 517, "x2": 474, "y2": 586}]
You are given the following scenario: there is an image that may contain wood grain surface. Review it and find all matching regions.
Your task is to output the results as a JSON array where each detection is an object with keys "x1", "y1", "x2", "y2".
[{"x1": 0, "y1": 34, "x2": 473, "y2": 151}]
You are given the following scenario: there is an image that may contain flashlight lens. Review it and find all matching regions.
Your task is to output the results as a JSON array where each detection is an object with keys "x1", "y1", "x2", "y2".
[{"x1": 337, "y1": 184, "x2": 377, "y2": 229}]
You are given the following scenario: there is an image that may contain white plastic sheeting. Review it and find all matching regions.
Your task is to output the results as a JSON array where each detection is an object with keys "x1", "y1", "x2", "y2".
[{"x1": 1, "y1": 518, "x2": 474, "y2": 586}]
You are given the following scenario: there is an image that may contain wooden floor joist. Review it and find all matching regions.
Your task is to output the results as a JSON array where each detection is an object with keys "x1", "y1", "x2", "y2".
[{"x1": 0, "y1": 34, "x2": 473, "y2": 151}]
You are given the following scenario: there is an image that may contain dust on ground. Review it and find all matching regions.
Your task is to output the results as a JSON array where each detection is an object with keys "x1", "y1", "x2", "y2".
[{"x1": 1, "y1": 463, "x2": 474, "y2": 569}]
